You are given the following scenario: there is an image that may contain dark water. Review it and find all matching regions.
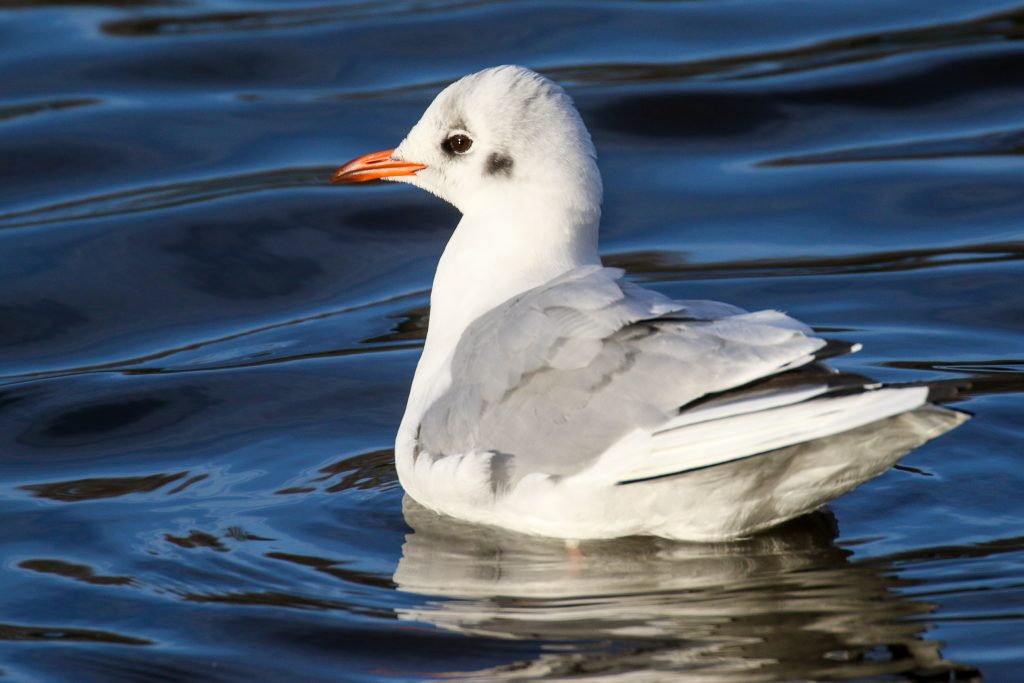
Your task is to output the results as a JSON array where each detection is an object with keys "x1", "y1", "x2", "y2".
[{"x1": 1, "y1": 1, "x2": 1022, "y2": 680}]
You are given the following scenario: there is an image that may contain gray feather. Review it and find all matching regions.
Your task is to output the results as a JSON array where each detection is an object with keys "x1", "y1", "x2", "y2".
[{"x1": 417, "y1": 267, "x2": 827, "y2": 483}]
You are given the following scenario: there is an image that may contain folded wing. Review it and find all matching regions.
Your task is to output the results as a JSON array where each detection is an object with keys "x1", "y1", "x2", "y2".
[{"x1": 417, "y1": 266, "x2": 904, "y2": 486}]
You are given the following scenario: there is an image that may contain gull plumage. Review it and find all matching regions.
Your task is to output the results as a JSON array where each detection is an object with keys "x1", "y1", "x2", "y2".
[{"x1": 333, "y1": 65, "x2": 966, "y2": 541}]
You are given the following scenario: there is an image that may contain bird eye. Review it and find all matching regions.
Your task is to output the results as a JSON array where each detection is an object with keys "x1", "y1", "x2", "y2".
[{"x1": 443, "y1": 133, "x2": 473, "y2": 155}]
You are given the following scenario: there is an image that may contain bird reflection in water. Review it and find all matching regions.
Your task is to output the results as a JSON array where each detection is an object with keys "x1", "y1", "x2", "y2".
[{"x1": 394, "y1": 408, "x2": 981, "y2": 682}]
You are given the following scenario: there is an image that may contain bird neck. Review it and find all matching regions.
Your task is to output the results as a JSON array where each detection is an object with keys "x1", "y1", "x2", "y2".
[
  {"x1": 432, "y1": 198, "x2": 599, "y2": 342},
  {"x1": 400, "y1": 197, "x2": 600, "y2": 432}
]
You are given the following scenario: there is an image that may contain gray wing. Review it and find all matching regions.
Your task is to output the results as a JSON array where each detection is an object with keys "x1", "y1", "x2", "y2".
[{"x1": 417, "y1": 266, "x2": 827, "y2": 481}]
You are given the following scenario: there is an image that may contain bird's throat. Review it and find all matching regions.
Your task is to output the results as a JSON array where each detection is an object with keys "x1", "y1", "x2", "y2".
[{"x1": 429, "y1": 206, "x2": 599, "y2": 342}]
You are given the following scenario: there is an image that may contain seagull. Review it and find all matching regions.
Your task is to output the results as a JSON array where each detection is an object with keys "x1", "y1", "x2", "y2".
[{"x1": 332, "y1": 65, "x2": 967, "y2": 541}]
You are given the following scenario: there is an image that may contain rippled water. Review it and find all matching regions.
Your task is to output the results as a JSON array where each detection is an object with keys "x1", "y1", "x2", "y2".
[{"x1": 1, "y1": 1, "x2": 1022, "y2": 681}]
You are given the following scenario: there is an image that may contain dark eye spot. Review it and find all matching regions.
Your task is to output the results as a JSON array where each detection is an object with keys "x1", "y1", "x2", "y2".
[
  {"x1": 442, "y1": 133, "x2": 473, "y2": 155},
  {"x1": 486, "y1": 152, "x2": 514, "y2": 177}
]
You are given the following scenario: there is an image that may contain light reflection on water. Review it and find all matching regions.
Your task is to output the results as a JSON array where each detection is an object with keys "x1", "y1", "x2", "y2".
[{"x1": 398, "y1": 501, "x2": 982, "y2": 682}]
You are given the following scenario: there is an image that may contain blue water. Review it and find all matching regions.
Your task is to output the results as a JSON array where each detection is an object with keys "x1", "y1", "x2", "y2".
[{"x1": 1, "y1": 1, "x2": 1022, "y2": 681}]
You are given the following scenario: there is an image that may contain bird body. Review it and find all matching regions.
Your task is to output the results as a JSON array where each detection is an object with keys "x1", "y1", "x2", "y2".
[{"x1": 333, "y1": 66, "x2": 966, "y2": 541}]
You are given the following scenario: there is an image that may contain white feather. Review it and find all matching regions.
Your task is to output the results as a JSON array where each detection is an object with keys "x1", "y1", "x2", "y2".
[{"x1": 614, "y1": 386, "x2": 929, "y2": 483}]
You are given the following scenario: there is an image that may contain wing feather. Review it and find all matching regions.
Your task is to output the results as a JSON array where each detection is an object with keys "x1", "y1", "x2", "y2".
[
  {"x1": 417, "y1": 267, "x2": 832, "y2": 481},
  {"x1": 615, "y1": 386, "x2": 929, "y2": 484}
]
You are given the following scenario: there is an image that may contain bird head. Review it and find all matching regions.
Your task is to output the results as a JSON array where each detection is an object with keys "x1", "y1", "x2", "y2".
[{"x1": 333, "y1": 66, "x2": 602, "y2": 219}]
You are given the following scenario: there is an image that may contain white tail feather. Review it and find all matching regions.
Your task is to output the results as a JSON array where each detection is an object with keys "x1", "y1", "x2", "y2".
[{"x1": 614, "y1": 386, "x2": 929, "y2": 483}]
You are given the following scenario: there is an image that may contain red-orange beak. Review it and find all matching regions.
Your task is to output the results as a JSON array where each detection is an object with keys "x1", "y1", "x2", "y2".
[{"x1": 331, "y1": 149, "x2": 426, "y2": 183}]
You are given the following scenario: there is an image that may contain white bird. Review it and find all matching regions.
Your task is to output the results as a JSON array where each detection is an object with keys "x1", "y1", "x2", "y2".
[{"x1": 332, "y1": 65, "x2": 967, "y2": 541}]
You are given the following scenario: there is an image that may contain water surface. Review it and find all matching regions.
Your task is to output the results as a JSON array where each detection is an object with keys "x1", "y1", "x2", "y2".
[{"x1": 1, "y1": 1, "x2": 1022, "y2": 681}]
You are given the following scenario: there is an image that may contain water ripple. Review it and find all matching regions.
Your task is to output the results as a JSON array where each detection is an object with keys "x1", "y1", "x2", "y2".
[
  {"x1": 554, "y1": 6, "x2": 1024, "y2": 84},
  {"x1": 864, "y1": 534, "x2": 1024, "y2": 566},
  {"x1": 608, "y1": 242, "x2": 1024, "y2": 280},
  {"x1": 20, "y1": 471, "x2": 191, "y2": 502},
  {"x1": 165, "y1": 530, "x2": 229, "y2": 552},
  {"x1": 266, "y1": 552, "x2": 396, "y2": 590},
  {"x1": 0, "y1": 622, "x2": 151, "y2": 646},
  {"x1": 761, "y1": 126, "x2": 1024, "y2": 167},
  {"x1": 0, "y1": 165, "x2": 332, "y2": 230},
  {"x1": 885, "y1": 359, "x2": 1024, "y2": 397},
  {"x1": 101, "y1": 0, "x2": 510, "y2": 38},
  {"x1": 3, "y1": 244, "x2": 1014, "y2": 389},
  {"x1": 1, "y1": 0, "x2": 1021, "y2": 678},
  {"x1": 0, "y1": 289, "x2": 425, "y2": 386},
  {"x1": 18, "y1": 559, "x2": 135, "y2": 586},
  {"x1": 0, "y1": 97, "x2": 99, "y2": 124},
  {"x1": 276, "y1": 449, "x2": 398, "y2": 495}
]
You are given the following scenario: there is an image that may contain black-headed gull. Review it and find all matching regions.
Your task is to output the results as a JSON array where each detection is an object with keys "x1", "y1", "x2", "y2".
[{"x1": 333, "y1": 65, "x2": 966, "y2": 540}]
